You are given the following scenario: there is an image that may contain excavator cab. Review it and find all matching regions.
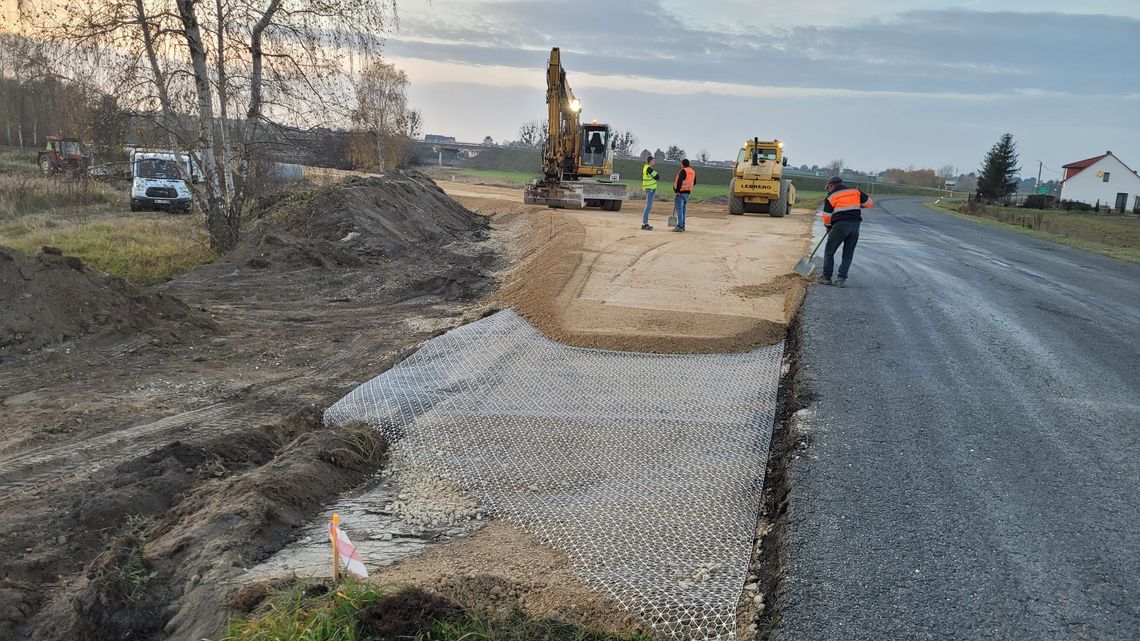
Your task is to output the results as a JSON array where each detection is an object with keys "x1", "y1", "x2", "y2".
[
  {"x1": 524, "y1": 48, "x2": 627, "y2": 211},
  {"x1": 580, "y1": 125, "x2": 611, "y2": 170}
]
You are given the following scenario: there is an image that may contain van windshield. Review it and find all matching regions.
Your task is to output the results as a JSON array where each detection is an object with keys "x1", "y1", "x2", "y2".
[{"x1": 135, "y1": 158, "x2": 183, "y2": 180}]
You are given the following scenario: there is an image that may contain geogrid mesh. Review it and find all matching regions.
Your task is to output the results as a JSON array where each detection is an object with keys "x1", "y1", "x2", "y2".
[{"x1": 325, "y1": 310, "x2": 782, "y2": 640}]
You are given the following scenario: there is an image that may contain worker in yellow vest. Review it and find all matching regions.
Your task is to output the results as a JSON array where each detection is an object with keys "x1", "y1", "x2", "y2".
[
  {"x1": 641, "y1": 155, "x2": 660, "y2": 231},
  {"x1": 672, "y1": 159, "x2": 696, "y2": 232}
]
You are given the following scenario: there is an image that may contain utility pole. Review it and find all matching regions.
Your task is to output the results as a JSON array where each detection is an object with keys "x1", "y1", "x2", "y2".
[{"x1": 1037, "y1": 160, "x2": 1043, "y2": 189}]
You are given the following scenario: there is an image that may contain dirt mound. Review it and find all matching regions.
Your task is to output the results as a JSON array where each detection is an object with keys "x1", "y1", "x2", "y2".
[
  {"x1": 702, "y1": 195, "x2": 730, "y2": 205},
  {"x1": 0, "y1": 246, "x2": 211, "y2": 356},
  {"x1": 234, "y1": 170, "x2": 489, "y2": 270},
  {"x1": 26, "y1": 412, "x2": 386, "y2": 641}
]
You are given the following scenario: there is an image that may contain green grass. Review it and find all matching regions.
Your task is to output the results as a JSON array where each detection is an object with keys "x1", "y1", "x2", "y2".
[
  {"x1": 448, "y1": 167, "x2": 826, "y2": 209},
  {"x1": 926, "y1": 200, "x2": 1140, "y2": 264},
  {"x1": 0, "y1": 214, "x2": 216, "y2": 284},
  {"x1": 1, "y1": 146, "x2": 215, "y2": 284},
  {"x1": 216, "y1": 580, "x2": 384, "y2": 641},
  {"x1": 444, "y1": 168, "x2": 723, "y2": 202},
  {"x1": 215, "y1": 580, "x2": 653, "y2": 641},
  {"x1": 796, "y1": 190, "x2": 826, "y2": 209}
]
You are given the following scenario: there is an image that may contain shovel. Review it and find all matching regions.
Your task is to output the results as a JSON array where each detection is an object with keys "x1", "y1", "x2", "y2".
[
  {"x1": 794, "y1": 227, "x2": 831, "y2": 277},
  {"x1": 668, "y1": 198, "x2": 678, "y2": 228}
]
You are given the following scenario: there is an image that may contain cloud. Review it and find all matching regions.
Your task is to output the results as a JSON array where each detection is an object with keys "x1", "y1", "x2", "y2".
[
  {"x1": 387, "y1": 1, "x2": 1140, "y2": 170},
  {"x1": 387, "y1": 2, "x2": 1140, "y2": 96}
]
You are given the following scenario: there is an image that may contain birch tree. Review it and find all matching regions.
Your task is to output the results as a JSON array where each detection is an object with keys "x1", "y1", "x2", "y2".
[
  {"x1": 18, "y1": 0, "x2": 398, "y2": 251},
  {"x1": 350, "y1": 59, "x2": 415, "y2": 170}
]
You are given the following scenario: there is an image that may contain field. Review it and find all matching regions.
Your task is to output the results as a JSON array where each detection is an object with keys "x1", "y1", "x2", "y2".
[
  {"x1": 430, "y1": 166, "x2": 828, "y2": 209},
  {"x1": 451, "y1": 147, "x2": 949, "y2": 211},
  {"x1": 0, "y1": 147, "x2": 215, "y2": 284},
  {"x1": 928, "y1": 198, "x2": 1140, "y2": 264}
]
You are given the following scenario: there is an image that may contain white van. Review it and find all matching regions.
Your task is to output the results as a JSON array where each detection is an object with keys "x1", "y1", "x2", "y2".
[{"x1": 129, "y1": 150, "x2": 198, "y2": 212}]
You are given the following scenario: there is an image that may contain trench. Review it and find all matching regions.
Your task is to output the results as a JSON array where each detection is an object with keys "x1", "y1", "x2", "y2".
[{"x1": 741, "y1": 309, "x2": 809, "y2": 640}]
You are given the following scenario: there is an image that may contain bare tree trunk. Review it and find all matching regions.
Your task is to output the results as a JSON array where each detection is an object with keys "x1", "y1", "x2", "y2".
[
  {"x1": 135, "y1": 0, "x2": 185, "y2": 180},
  {"x1": 176, "y1": 0, "x2": 232, "y2": 250},
  {"x1": 214, "y1": 0, "x2": 235, "y2": 201},
  {"x1": 240, "y1": 0, "x2": 282, "y2": 208}
]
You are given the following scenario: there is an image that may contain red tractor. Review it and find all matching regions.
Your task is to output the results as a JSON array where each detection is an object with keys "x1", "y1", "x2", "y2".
[{"x1": 38, "y1": 136, "x2": 92, "y2": 177}]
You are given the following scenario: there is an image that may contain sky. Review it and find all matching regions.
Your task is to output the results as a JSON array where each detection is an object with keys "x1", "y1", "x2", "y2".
[{"x1": 383, "y1": 0, "x2": 1140, "y2": 175}]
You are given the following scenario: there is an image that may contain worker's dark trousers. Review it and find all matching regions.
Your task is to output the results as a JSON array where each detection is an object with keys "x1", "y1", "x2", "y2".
[{"x1": 823, "y1": 220, "x2": 860, "y2": 280}]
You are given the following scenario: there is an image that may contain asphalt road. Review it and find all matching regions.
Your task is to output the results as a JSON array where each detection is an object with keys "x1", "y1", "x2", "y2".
[{"x1": 781, "y1": 199, "x2": 1140, "y2": 640}]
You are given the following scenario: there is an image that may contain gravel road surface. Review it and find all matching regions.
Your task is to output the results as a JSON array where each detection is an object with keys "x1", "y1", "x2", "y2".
[{"x1": 782, "y1": 198, "x2": 1140, "y2": 640}]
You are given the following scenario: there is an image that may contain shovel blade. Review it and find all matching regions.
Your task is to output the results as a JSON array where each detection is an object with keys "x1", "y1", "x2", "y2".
[{"x1": 794, "y1": 257, "x2": 817, "y2": 277}]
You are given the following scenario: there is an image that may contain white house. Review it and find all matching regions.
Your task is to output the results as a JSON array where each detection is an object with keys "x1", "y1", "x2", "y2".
[{"x1": 1059, "y1": 151, "x2": 1140, "y2": 212}]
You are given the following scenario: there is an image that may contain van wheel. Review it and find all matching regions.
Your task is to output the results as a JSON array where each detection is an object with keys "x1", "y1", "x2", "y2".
[{"x1": 130, "y1": 200, "x2": 140, "y2": 212}]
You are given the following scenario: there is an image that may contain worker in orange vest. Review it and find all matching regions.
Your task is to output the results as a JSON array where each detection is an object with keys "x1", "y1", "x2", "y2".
[
  {"x1": 820, "y1": 176, "x2": 874, "y2": 287},
  {"x1": 672, "y1": 159, "x2": 696, "y2": 232}
]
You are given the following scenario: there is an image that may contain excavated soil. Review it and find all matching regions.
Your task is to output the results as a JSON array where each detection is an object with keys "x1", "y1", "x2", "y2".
[
  {"x1": 362, "y1": 521, "x2": 645, "y2": 635},
  {"x1": 0, "y1": 246, "x2": 213, "y2": 356},
  {"x1": 0, "y1": 171, "x2": 503, "y2": 641},
  {"x1": 451, "y1": 183, "x2": 813, "y2": 354}
]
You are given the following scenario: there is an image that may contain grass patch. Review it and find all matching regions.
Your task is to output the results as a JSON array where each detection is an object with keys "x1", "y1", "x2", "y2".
[
  {"x1": 796, "y1": 190, "x2": 826, "y2": 210},
  {"x1": 0, "y1": 213, "x2": 215, "y2": 284},
  {"x1": 116, "y1": 543, "x2": 159, "y2": 603},
  {"x1": 0, "y1": 146, "x2": 39, "y2": 174},
  {"x1": 215, "y1": 580, "x2": 652, "y2": 641},
  {"x1": 1, "y1": 147, "x2": 213, "y2": 284},
  {"x1": 926, "y1": 200, "x2": 1140, "y2": 264},
  {"x1": 0, "y1": 172, "x2": 121, "y2": 217}
]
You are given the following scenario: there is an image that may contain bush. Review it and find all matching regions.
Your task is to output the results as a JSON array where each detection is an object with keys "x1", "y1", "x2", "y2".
[
  {"x1": 1021, "y1": 195, "x2": 1055, "y2": 210},
  {"x1": 1060, "y1": 200, "x2": 1094, "y2": 212}
]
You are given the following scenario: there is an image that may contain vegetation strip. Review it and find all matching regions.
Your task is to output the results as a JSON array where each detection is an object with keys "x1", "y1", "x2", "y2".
[{"x1": 926, "y1": 200, "x2": 1140, "y2": 264}]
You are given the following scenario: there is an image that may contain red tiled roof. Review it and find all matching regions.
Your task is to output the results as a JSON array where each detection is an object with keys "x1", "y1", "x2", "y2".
[{"x1": 1061, "y1": 153, "x2": 1108, "y2": 169}]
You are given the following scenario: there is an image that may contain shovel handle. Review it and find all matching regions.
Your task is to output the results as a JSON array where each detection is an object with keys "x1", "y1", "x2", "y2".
[{"x1": 807, "y1": 226, "x2": 831, "y2": 260}]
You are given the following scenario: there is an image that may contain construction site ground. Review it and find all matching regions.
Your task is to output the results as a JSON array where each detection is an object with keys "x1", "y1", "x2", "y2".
[{"x1": 0, "y1": 173, "x2": 811, "y2": 640}]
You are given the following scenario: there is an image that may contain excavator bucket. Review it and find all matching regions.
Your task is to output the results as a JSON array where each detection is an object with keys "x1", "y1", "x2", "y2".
[
  {"x1": 524, "y1": 179, "x2": 626, "y2": 210},
  {"x1": 524, "y1": 180, "x2": 585, "y2": 209}
]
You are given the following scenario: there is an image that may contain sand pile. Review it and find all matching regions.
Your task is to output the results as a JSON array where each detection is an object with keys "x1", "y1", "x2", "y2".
[{"x1": 0, "y1": 246, "x2": 210, "y2": 356}]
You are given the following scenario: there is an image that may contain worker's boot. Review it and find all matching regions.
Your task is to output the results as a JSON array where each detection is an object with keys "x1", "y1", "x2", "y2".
[
  {"x1": 641, "y1": 224, "x2": 653, "y2": 231},
  {"x1": 819, "y1": 276, "x2": 833, "y2": 286},
  {"x1": 835, "y1": 278, "x2": 847, "y2": 288}
]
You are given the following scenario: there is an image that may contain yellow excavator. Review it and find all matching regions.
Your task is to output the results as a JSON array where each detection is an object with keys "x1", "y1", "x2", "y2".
[
  {"x1": 729, "y1": 137, "x2": 796, "y2": 217},
  {"x1": 523, "y1": 48, "x2": 627, "y2": 211}
]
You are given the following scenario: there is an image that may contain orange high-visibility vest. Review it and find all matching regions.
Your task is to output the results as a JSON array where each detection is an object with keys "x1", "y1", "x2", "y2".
[
  {"x1": 822, "y1": 187, "x2": 873, "y2": 224},
  {"x1": 678, "y1": 167, "x2": 695, "y2": 193}
]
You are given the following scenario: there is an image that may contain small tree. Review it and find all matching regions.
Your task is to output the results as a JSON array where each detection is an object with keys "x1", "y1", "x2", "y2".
[
  {"x1": 517, "y1": 120, "x2": 546, "y2": 149},
  {"x1": 665, "y1": 145, "x2": 686, "y2": 161},
  {"x1": 699, "y1": 148, "x2": 710, "y2": 164},
  {"x1": 351, "y1": 60, "x2": 417, "y2": 170},
  {"x1": 976, "y1": 133, "x2": 1020, "y2": 202},
  {"x1": 653, "y1": 148, "x2": 665, "y2": 161},
  {"x1": 613, "y1": 129, "x2": 638, "y2": 157},
  {"x1": 825, "y1": 159, "x2": 845, "y2": 176},
  {"x1": 638, "y1": 148, "x2": 653, "y2": 161},
  {"x1": 482, "y1": 136, "x2": 494, "y2": 146}
]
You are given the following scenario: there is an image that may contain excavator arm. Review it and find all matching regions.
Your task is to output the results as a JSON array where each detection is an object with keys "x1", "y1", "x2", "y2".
[
  {"x1": 524, "y1": 47, "x2": 626, "y2": 210},
  {"x1": 542, "y1": 48, "x2": 581, "y2": 180}
]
